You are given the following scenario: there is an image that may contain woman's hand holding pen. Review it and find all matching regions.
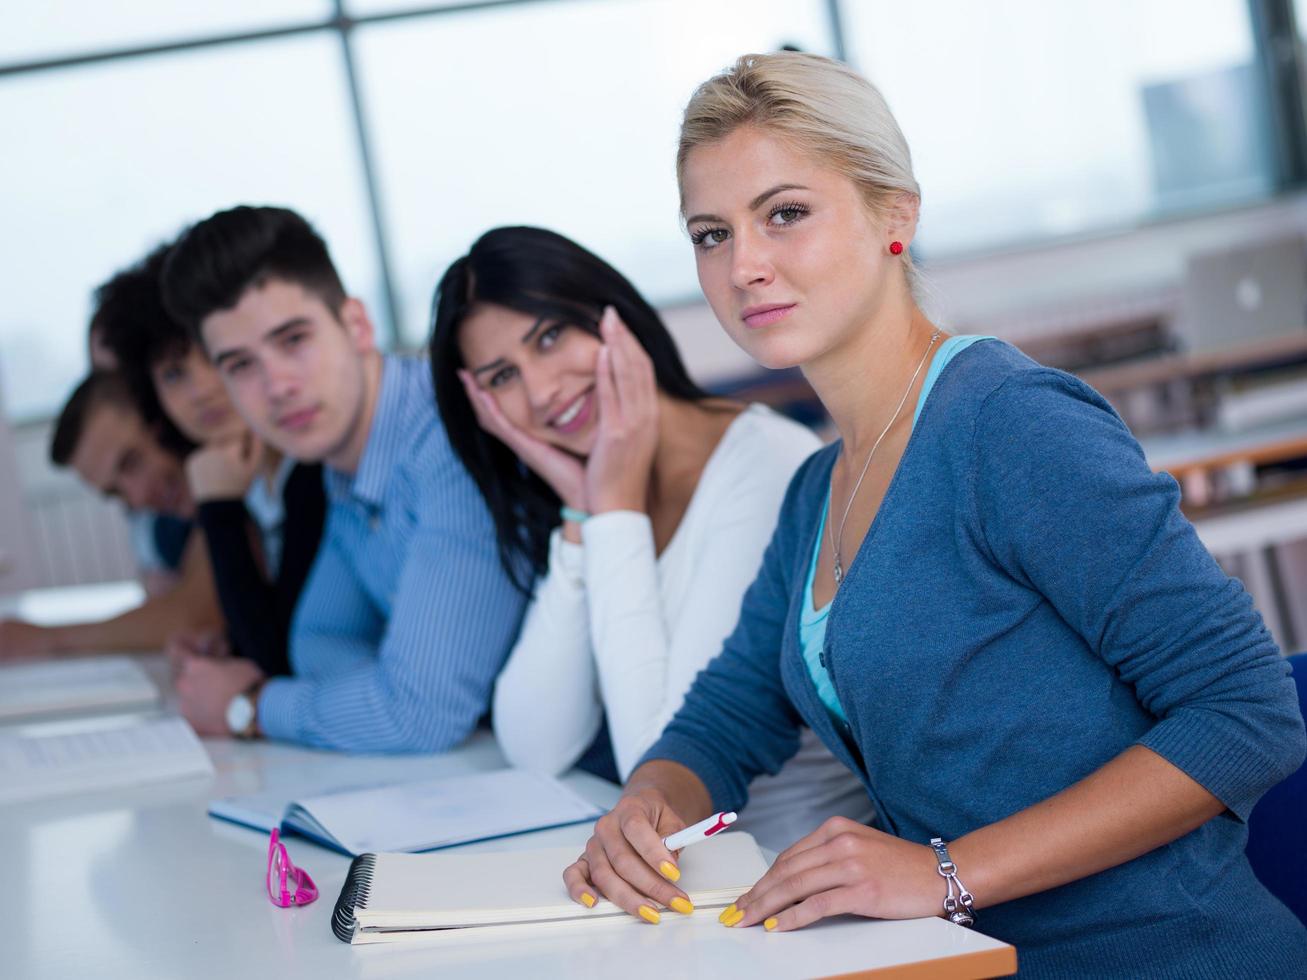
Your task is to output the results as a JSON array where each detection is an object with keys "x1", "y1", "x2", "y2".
[
  {"x1": 727, "y1": 816, "x2": 941, "y2": 932},
  {"x1": 566, "y1": 797, "x2": 942, "y2": 929},
  {"x1": 562, "y1": 785, "x2": 696, "y2": 924},
  {"x1": 583, "y1": 307, "x2": 659, "y2": 515}
]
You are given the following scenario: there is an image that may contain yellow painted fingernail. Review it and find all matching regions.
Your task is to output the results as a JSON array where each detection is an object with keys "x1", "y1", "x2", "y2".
[
  {"x1": 637, "y1": 905, "x2": 661, "y2": 924},
  {"x1": 670, "y1": 897, "x2": 694, "y2": 915},
  {"x1": 723, "y1": 908, "x2": 745, "y2": 927},
  {"x1": 580, "y1": 893, "x2": 596, "y2": 908},
  {"x1": 659, "y1": 861, "x2": 680, "y2": 882},
  {"x1": 718, "y1": 903, "x2": 737, "y2": 924},
  {"x1": 764, "y1": 917, "x2": 778, "y2": 931}
]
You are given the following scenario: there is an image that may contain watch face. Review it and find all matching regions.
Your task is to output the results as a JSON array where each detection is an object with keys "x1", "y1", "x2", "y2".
[{"x1": 225, "y1": 693, "x2": 254, "y2": 735}]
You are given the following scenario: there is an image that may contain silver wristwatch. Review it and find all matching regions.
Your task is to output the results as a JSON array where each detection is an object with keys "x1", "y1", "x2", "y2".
[{"x1": 225, "y1": 685, "x2": 260, "y2": 739}]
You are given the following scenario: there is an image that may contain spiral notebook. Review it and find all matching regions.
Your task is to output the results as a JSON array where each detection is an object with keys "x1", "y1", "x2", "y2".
[{"x1": 332, "y1": 832, "x2": 770, "y2": 944}]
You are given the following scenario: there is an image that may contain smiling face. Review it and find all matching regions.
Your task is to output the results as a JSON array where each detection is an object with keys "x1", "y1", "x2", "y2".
[
  {"x1": 68, "y1": 402, "x2": 191, "y2": 517},
  {"x1": 199, "y1": 278, "x2": 375, "y2": 468},
  {"x1": 457, "y1": 304, "x2": 603, "y2": 455},
  {"x1": 151, "y1": 344, "x2": 245, "y2": 445},
  {"x1": 680, "y1": 125, "x2": 909, "y2": 371}
]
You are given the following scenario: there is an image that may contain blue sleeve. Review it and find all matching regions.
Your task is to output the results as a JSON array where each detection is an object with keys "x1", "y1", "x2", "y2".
[
  {"x1": 970, "y1": 370, "x2": 1306, "y2": 819},
  {"x1": 260, "y1": 447, "x2": 526, "y2": 753},
  {"x1": 638, "y1": 458, "x2": 817, "y2": 811}
]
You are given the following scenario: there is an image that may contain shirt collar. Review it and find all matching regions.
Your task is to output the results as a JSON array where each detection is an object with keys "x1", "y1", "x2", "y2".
[
  {"x1": 324, "y1": 355, "x2": 416, "y2": 509},
  {"x1": 244, "y1": 453, "x2": 296, "y2": 528}
]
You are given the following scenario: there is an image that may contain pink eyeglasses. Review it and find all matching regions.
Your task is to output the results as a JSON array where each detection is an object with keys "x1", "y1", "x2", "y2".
[{"x1": 266, "y1": 828, "x2": 318, "y2": 908}]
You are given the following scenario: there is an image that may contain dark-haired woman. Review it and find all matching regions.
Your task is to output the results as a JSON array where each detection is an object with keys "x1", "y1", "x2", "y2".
[{"x1": 430, "y1": 226, "x2": 871, "y2": 852}]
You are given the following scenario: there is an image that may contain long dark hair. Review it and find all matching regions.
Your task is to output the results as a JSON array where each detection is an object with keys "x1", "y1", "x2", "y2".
[{"x1": 430, "y1": 226, "x2": 709, "y2": 594}]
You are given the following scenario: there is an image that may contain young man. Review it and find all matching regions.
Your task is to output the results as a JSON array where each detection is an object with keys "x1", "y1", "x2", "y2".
[
  {"x1": 0, "y1": 371, "x2": 222, "y2": 658},
  {"x1": 161, "y1": 206, "x2": 527, "y2": 753},
  {"x1": 95, "y1": 245, "x2": 327, "y2": 687}
]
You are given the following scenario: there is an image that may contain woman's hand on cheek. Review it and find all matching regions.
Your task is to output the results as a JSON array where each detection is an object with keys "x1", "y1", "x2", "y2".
[
  {"x1": 728, "y1": 817, "x2": 942, "y2": 932},
  {"x1": 584, "y1": 307, "x2": 660, "y2": 514},
  {"x1": 458, "y1": 369, "x2": 586, "y2": 511}
]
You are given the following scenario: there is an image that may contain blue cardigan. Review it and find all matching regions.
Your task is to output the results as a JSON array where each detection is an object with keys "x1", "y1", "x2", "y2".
[{"x1": 645, "y1": 341, "x2": 1307, "y2": 978}]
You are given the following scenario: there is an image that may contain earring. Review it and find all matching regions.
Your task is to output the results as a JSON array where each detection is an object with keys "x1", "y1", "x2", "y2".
[{"x1": 889, "y1": 241, "x2": 904, "y2": 255}]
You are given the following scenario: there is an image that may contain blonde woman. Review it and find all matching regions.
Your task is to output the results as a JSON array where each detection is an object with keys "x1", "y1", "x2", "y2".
[{"x1": 563, "y1": 53, "x2": 1307, "y2": 976}]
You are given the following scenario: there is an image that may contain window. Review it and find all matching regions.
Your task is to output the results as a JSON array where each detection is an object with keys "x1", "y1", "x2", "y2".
[
  {"x1": 0, "y1": 0, "x2": 1300, "y2": 420},
  {"x1": 353, "y1": 0, "x2": 834, "y2": 344},
  {"x1": 842, "y1": 0, "x2": 1270, "y2": 256},
  {"x1": 1, "y1": 1, "x2": 330, "y2": 65},
  {"x1": 0, "y1": 35, "x2": 380, "y2": 420}
]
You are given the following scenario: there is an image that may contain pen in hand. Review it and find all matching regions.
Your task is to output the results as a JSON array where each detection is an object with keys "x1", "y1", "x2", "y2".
[{"x1": 662, "y1": 811, "x2": 737, "y2": 852}]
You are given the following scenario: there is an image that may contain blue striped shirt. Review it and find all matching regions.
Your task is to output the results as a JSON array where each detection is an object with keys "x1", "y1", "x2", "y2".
[{"x1": 257, "y1": 354, "x2": 527, "y2": 752}]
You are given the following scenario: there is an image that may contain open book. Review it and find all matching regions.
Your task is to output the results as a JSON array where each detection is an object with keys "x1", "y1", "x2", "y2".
[
  {"x1": 209, "y1": 767, "x2": 604, "y2": 856},
  {"x1": 333, "y1": 832, "x2": 770, "y2": 944},
  {"x1": 0, "y1": 656, "x2": 159, "y2": 722},
  {"x1": 0, "y1": 715, "x2": 213, "y2": 805}
]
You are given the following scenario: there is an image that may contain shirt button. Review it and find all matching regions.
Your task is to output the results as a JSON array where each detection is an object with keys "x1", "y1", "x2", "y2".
[{"x1": 818, "y1": 650, "x2": 826, "y2": 668}]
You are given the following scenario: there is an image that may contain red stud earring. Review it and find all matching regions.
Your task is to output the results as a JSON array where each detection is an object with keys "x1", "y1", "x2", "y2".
[{"x1": 889, "y1": 241, "x2": 904, "y2": 255}]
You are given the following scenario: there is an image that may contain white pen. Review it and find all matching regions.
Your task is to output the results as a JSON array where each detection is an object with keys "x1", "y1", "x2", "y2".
[{"x1": 662, "y1": 811, "x2": 738, "y2": 852}]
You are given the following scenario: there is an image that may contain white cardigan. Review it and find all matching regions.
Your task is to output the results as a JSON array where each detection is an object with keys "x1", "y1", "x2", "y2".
[{"x1": 492, "y1": 404, "x2": 873, "y2": 851}]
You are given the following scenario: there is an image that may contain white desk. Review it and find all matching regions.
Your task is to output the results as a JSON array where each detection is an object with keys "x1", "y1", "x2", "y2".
[
  {"x1": 0, "y1": 720, "x2": 1015, "y2": 979},
  {"x1": 0, "y1": 595, "x2": 1015, "y2": 980}
]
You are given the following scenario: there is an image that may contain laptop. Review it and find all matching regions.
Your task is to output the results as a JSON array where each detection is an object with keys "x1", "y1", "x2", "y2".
[{"x1": 1178, "y1": 236, "x2": 1307, "y2": 355}]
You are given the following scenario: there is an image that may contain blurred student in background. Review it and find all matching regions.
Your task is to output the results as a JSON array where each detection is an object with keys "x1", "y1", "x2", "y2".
[
  {"x1": 94, "y1": 244, "x2": 326, "y2": 730},
  {"x1": 88, "y1": 275, "x2": 196, "y2": 597},
  {"x1": 0, "y1": 369, "x2": 221, "y2": 658}
]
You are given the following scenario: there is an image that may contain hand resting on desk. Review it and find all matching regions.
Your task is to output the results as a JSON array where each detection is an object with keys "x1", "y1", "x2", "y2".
[
  {"x1": 175, "y1": 652, "x2": 262, "y2": 737},
  {"x1": 565, "y1": 775, "x2": 940, "y2": 930},
  {"x1": 163, "y1": 629, "x2": 230, "y2": 676},
  {"x1": 0, "y1": 618, "x2": 58, "y2": 660}
]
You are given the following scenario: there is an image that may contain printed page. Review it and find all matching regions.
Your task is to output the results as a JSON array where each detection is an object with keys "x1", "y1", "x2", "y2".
[
  {"x1": 296, "y1": 768, "x2": 605, "y2": 855},
  {"x1": 207, "y1": 737, "x2": 507, "y2": 840},
  {"x1": 210, "y1": 773, "x2": 397, "y2": 836},
  {"x1": 0, "y1": 715, "x2": 213, "y2": 804},
  {"x1": 0, "y1": 656, "x2": 158, "y2": 721},
  {"x1": 206, "y1": 787, "x2": 292, "y2": 833}
]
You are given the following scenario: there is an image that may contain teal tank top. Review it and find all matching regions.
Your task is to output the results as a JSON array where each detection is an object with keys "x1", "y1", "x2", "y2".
[{"x1": 800, "y1": 335, "x2": 994, "y2": 722}]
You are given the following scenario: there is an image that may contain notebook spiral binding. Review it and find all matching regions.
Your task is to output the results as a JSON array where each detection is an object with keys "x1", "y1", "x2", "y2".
[{"x1": 332, "y1": 853, "x2": 377, "y2": 943}]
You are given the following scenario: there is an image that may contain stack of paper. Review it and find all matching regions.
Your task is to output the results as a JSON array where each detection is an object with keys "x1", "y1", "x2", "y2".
[
  {"x1": 0, "y1": 715, "x2": 213, "y2": 805},
  {"x1": 0, "y1": 656, "x2": 158, "y2": 722},
  {"x1": 337, "y1": 832, "x2": 770, "y2": 944}
]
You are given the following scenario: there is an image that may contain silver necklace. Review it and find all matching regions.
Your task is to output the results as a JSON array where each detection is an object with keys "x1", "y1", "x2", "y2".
[{"x1": 828, "y1": 329, "x2": 941, "y2": 586}]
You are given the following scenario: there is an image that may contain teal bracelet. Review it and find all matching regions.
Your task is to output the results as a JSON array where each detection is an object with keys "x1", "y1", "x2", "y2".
[{"x1": 560, "y1": 506, "x2": 590, "y2": 524}]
